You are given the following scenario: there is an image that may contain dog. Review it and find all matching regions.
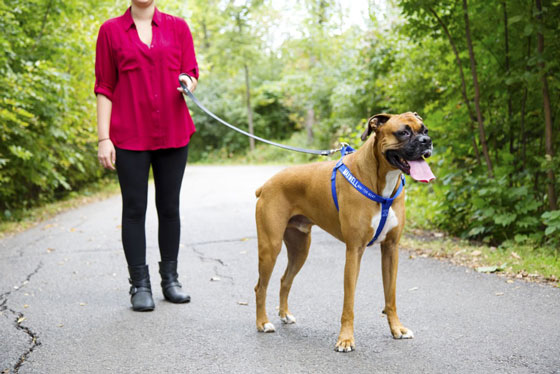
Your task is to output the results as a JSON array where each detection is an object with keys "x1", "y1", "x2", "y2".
[{"x1": 253, "y1": 112, "x2": 434, "y2": 352}]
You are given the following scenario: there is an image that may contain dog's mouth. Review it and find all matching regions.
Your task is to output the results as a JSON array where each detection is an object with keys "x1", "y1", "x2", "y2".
[
  {"x1": 385, "y1": 150, "x2": 435, "y2": 183},
  {"x1": 386, "y1": 150, "x2": 412, "y2": 174}
]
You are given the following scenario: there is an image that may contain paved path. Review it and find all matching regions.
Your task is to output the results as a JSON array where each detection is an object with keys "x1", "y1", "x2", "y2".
[{"x1": 1, "y1": 166, "x2": 559, "y2": 374}]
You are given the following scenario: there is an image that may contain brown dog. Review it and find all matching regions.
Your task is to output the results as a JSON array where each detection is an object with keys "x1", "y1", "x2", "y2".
[{"x1": 254, "y1": 112, "x2": 434, "y2": 352}]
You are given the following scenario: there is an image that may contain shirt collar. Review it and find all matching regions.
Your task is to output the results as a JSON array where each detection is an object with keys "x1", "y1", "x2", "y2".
[{"x1": 122, "y1": 6, "x2": 161, "y2": 30}]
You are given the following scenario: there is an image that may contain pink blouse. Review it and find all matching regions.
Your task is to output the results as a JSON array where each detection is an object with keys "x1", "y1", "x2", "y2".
[{"x1": 94, "y1": 7, "x2": 199, "y2": 150}]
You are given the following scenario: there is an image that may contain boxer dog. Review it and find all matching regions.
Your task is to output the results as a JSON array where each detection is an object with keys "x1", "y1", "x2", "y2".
[{"x1": 254, "y1": 112, "x2": 434, "y2": 352}]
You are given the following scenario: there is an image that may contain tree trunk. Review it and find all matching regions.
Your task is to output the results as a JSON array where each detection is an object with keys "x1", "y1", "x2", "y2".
[
  {"x1": 502, "y1": 1, "x2": 514, "y2": 155},
  {"x1": 244, "y1": 64, "x2": 255, "y2": 151},
  {"x1": 519, "y1": 35, "x2": 531, "y2": 169},
  {"x1": 32, "y1": 0, "x2": 54, "y2": 53},
  {"x1": 305, "y1": 107, "x2": 315, "y2": 145},
  {"x1": 202, "y1": 19, "x2": 211, "y2": 50},
  {"x1": 536, "y1": 0, "x2": 557, "y2": 210},
  {"x1": 462, "y1": 0, "x2": 494, "y2": 178},
  {"x1": 428, "y1": 6, "x2": 481, "y2": 166}
]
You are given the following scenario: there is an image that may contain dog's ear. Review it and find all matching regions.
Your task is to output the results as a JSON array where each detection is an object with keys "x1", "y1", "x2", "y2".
[{"x1": 361, "y1": 114, "x2": 392, "y2": 141}]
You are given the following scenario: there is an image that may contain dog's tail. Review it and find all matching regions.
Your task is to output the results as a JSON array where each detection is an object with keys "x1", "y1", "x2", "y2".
[{"x1": 255, "y1": 186, "x2": 262, "y2": 198}]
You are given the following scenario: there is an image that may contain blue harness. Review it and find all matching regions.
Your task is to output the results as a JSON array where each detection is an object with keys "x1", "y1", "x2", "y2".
[{"x1": 331, "y1": 145, "x2": 405, "y2": 246}]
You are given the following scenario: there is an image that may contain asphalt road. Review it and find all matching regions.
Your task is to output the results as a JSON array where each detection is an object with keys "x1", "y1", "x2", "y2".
[{"x1": 1, "y1": 165, "x2": 559, "y2": 374}]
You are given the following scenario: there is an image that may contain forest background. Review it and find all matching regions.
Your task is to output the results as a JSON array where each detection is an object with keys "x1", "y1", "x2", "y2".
[{"x1": 0, "y1": 0, "x2": 558, "y2": 256}]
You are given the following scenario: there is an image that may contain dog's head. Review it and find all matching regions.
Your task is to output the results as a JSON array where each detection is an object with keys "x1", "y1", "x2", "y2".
[{"x1": 361, "y1": 112, "x2": 434, "y2": 179}]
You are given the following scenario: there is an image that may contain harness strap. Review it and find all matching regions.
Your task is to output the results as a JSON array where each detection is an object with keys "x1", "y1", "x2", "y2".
[{"x1": 331, "y1": 148, "x2": 405, "y2": 246}]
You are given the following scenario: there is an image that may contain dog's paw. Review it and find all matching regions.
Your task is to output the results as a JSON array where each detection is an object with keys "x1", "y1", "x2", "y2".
[
  {"x1": 262, "y1": 322, "x2": 276, "y2": 333},
  {"x1": 392, "y1": 327, "x2": 414, "y2": 339},
  {"x1": 335, "y1": 338, "x2": 355, "y2": 352},
  {"x1": 280, "y1": 313, "x2": 296, "y2": 324}
]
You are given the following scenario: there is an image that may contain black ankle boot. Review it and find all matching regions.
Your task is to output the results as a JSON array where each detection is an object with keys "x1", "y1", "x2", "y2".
[
  {"x1": 128, "y1": 265, "x2": 155, "y2": 312},
  {"x1": 159, "y1": 261, "x2": 190, "y2": 303}
]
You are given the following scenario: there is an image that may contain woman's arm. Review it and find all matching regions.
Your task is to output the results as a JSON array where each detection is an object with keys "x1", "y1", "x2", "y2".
[{"x1": 97, "y1": 94, "x2": 116, "y2": 170}]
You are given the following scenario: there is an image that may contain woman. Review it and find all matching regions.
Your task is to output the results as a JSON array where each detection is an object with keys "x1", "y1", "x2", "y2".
[{"x1": 95, "y1": 0, "x2": 198, "y2": 311}]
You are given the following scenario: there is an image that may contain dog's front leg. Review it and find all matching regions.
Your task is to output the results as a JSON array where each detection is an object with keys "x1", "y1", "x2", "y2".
[
  {"x1": 335, "y1": 244, "x2": 366, "y2": 352},
  {"x1": 381, "y1": 240, "x2": 414, "y2": 339}
]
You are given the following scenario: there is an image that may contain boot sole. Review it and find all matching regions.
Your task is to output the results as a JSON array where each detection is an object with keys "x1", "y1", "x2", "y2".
[
  {"x1": 132, "y1": 305, "x2": 155, "y2": 312},
  {"x1": 163, "y1": 295, "x2": 191, "y2": 304}
]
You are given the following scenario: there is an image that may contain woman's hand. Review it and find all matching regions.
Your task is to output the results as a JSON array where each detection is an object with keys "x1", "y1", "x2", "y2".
[
  {"x1": 177, "y1": 74, "x2": 197, "y2": 93},
  {"x1": 98, "y1": 139, "x2": 116, "y2": 170}
]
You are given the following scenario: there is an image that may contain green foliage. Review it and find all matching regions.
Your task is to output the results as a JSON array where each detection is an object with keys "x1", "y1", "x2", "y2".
[{"x1": 0, "y1": 1, "x2": 120, "y2": 218}]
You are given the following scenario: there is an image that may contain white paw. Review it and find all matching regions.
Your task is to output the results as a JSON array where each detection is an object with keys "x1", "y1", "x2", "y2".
[
  {"x1": 396, "y1": 329, "x2": 414, "y2": 339},
  {"x1": 336, "y1": 345, "x2": 354, "y2": 352},
  {"x1": 280, "y1": 314, "x2": 296, "y2": 324},
  {"x1": 263, "y1": 322, "x2": 276, "y2": 333}
]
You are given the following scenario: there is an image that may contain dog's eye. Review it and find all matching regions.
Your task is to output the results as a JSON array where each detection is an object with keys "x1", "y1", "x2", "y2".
[{"x1": 398, "y1": 130, "x2": 410, "y2": 137}]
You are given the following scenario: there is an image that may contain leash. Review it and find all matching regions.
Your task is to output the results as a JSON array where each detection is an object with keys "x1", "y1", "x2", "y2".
[
  {"x1": 331, "y1": 145, "x2": 405, "y2": 246},
  {"x1": 179, "y1": 78, "x2": 342, "y2": 156}
]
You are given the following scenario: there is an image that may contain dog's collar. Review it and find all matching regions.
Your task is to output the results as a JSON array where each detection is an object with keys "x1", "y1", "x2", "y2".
[{"x1": 331, "y1": 145, "x2": 405, "y2": 246}]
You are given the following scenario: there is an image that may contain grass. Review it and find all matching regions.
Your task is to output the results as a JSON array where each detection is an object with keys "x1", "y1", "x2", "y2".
[{"x1": 401, "y1": 232, "x2": 559, "y2": 285}]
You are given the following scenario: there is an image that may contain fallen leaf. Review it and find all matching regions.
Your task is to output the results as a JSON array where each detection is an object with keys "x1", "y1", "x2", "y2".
[
  {"x1": 240, "y1": 238, "x2": 249, "y2": 242},
  {"x1": 471, "y1": 250, "x2": 482, "y2": 257},
  {"x1": 79, "y1": 302, "x2": 87, "y2": 306},
  {"x1": 13, "y1": 286, "x2": 19, "y2": 290},
  {"x1": 237, "y1": 301, "x2": 248, "y2": 306},
  {"x1": 70, "y1": 228, "x2": 77, "y2": 232},
  {"x1": 495, "y1": 292, "x2": 504, "y2": 296},
  {"x1": 23, "y1": 304, "x2": 29, "y2": 309},
  {"x1": 506, "y1": 279, "x2": 514, "y2": 284},
  {"x1": 434, "y1": 232, "x2": 444, "y2": 238},
  {"x1": 210, "y1": 277, "x2": 221, "y2": 282},
  {"x1": 116, "y1": 225, "x2": 122, "y2": 229},
  {"x1": 476, "y1": 266, "x2": 498, "y2": 273},
  {"x1": 409, "y1": 254, "x2": 416, "y2": 259},
  {"x1": 408, "y1": 287, "x2": 419, "y2": 292},
  {"x1": 58, "y1": 323, "x2": 64, "y2": 328},
  {"x1": 43, "y1": 224, "x2": 54, "y2": 229},
  {"x1": 47, "y1": 248, "x2": 55, "y2": 253},
  {"x1": 17, "y1": 316, "x2": 26, "y2": 324},
  {"x1": 511, "y1": 251, "x2": 521, "y2": 260}
]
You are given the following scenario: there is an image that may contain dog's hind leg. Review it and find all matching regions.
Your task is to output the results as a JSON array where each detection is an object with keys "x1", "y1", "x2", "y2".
[
  {"x1": 278, "y1": 219, "x2": 312, "y2": 324},
  {"x1": 254, "y1": 199, "x2": 288, "y2": 333}
]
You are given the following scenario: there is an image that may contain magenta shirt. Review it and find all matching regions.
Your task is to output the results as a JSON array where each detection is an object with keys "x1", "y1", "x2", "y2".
[{"x1": 94, "y1": 7, "x2": 199, "y2": 150}]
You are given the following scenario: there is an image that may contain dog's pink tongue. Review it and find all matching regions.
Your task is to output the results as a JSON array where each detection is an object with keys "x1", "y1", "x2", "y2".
[{"x1": 408, "y1": 159, "x2": 435, "y2": 183}]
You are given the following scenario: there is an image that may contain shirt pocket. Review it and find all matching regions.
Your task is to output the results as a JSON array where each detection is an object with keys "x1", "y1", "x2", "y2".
[
  {"x1": 165, "y1": 47, "x2": 181, "y2": 72},
  {"x1": 117, "y1": 47, "x2": 141, "y2": 73}
]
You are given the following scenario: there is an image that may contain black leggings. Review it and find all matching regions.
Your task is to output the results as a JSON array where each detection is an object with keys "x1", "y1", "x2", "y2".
[{"x1": 115, "y1": 145, "x2": 189, "y2": 266}]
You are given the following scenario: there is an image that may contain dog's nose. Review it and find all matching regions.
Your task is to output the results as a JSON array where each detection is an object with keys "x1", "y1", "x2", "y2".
[{"x1": 418, "y1": 135, "x2": 431, "y2": 145}]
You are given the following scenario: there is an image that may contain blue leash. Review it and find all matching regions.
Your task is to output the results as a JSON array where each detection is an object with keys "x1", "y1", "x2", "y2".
[{"x1": 331, "y1": 145, "x2": 405, "y2": 246}]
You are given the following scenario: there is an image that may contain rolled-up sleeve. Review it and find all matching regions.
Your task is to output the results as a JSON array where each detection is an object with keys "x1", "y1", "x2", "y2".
[
  {"x1": 94, "y1": 24, "x2": 117, "y2": 101},
  {"x1": 180, "y1": 21, "x2": 199, "y2": 80}
]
